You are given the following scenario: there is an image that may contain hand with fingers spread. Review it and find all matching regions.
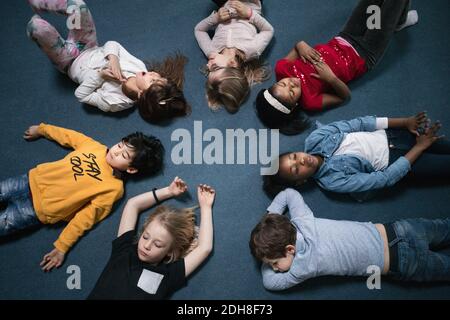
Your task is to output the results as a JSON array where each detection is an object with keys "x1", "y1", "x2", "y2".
[
  {"x1": 217, "y1": 7, "x2": 232, "y2": 23},
  {"x1": 415, "y1": 121, "x2": 444, "y2": 151},
  {"x1": 168, "y1": 176, "x2": 188, "y2": 197},
  {"x1": 40, "y1": 248, "x2": 65, "y2": 272},
  {"x1": 296, "y1": 41, "x2": 322, "y2": 65},
  {"x1": 23, "y1": 125, "x2": 41, "y2": 141},
  {"x1": 197, "y1": 184, "x2": 216, "y2": 208},
  {"x1": 229, "y1": 1, "x2": 252, "y2": 19},
  {"x1": 406, "y1": 111, "x2": 428, "y2": 136},
  {"x1": 310, "y1": 60, "x2": 337, "y2": 83}
]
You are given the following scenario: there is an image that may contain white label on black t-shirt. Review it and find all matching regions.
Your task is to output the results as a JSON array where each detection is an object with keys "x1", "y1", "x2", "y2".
[{"x1": 137, "y1": 269, "x2": 164, "y2": 294}]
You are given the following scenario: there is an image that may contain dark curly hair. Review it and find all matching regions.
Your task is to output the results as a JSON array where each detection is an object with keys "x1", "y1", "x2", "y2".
[
  {"x1": 262, "y1": 152, "x2": 298, "y2": 198},
  {"x1": 122, "y1": 132, "x2": 165, "y2": 176}
]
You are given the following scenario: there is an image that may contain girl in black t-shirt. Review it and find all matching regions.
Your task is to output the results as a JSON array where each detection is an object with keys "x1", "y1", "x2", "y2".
[{"x1": 89, "y1": 177, "x2": 216, "y2": 299}]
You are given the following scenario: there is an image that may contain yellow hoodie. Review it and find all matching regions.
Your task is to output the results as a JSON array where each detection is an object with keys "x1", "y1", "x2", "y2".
[{"x1": 28, "y1": 124, "x2": 124, "y2": 253}]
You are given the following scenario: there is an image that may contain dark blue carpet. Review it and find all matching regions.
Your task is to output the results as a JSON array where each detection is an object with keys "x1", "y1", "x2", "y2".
[{"x1": 0, "y1": 0, "x2": 449, "y2": 299}]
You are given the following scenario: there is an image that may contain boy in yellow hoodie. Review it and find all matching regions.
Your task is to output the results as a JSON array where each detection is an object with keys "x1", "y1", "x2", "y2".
[{"x1": 0, "y1": 123, "x2": 164, "y2": 271}]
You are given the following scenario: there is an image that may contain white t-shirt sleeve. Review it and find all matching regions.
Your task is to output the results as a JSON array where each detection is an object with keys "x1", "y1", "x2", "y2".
[{"x1": 376, "y1": 117, "x2": 389, "y2": 130}]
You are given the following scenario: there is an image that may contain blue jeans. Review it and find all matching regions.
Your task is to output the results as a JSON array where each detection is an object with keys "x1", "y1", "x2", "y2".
[
  {"x1": 388, "y1": 218, "x2": 450, "y2": 282},
  {"x1": 0, "y1": 174, "x2": 41, "y2": 236},
  {"x1": 387, "y1": 128, "x2": 450, "y2": 180}
]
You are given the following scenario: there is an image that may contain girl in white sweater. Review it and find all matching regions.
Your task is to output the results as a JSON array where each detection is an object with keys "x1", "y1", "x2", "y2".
[{"x1": 27, "y1": 0, "x2": 190, "y2": 123}]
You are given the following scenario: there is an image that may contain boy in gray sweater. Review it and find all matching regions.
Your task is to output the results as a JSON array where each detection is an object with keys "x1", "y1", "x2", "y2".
[{"x1": 250, "y1": 189, "x2": 450, "y2": 290}]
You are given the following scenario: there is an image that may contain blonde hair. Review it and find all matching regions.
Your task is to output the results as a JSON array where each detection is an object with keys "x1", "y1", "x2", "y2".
[
  {"x1": 206, "y1": 67, "x2": 250, "y2": 114},
  {"x1": 139, "y1": 205, "x2": 198, "y2": 264},
  {"x1": 234, "y1": 51, "x2": 271, "y2": 85}
]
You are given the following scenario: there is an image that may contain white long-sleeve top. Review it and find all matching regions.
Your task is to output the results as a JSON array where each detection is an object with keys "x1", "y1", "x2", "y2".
[
  {"x1": 68, "y1": 41, "x2": 147, "y2": 112},
  {"x1": 194, "y1": 0, "x2": 274, "y2": 61}
]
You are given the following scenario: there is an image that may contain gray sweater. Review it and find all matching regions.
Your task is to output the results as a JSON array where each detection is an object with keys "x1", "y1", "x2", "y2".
[
  {"x1": 261, "y1": 189, "x2": 384, "y2": 291},
  {"x1": 194, "y1": 0, "x2": 274, "y2": 61}
]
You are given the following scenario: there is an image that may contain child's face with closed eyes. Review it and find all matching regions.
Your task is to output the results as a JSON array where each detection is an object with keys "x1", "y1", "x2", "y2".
[
  {"x1": 106, "y1": 140, "x2": 137, "y2": 173},
  {"x1": 263, "y1": 245, "x2": 296, "y2": 273},
  {"x1": 137, "y1": 219, "x2": 174, "y2": 264},
  {"x1": 271, "y1": 77, "x2": 302, "y2": 107},
  {"x1": 278, "y1": 152, "x2": 320, "y2": 184}
]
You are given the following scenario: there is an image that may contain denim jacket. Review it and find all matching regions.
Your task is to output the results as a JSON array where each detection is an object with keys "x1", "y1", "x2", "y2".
[{"x1": 305, "y1": 116, "x2": 411, "y2": 197}]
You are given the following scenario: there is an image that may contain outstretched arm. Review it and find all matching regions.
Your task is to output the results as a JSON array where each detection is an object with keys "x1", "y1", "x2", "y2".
[
  {"x1": 41, "y1": 187, "x2": 123, "y2": 272},
  {"x1": 382, "y1": 112, "x2": 440, "y2": 166},
  {"x1": 23, "y1": 123, "x2": 92, "y2": 149},
  {"x1": 387, "y1": 111, "x2": 428, "y2": 136},
  {"x1": 404, "y1": 121, "x2": 444, "y2": 165},
  {"x1": 319, "y1": 120, "x2": 450, "y2": 193},
  {"x1": 117, "y1": 177, "x2": 188, "y2": 237},
  {"x1": 184, "y1": 184, "x2": 216, "y2": 277}
]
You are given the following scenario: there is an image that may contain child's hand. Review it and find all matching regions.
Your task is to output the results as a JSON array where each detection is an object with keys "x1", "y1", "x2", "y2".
[
  {"x1": 40, "y1": 248, "x2": 65, "y2": 272},
  {"x1": 229, "y1": 1, "x2": 251, "y2": 19},
  {"x1": 296, "y1": 41, "x2": 322, "y2": 65},
  {"x1": 99, "y1": 67, "x2": 126, "y2": 83},
  {"x1": 23, "y1": 125, "x2": 41, "y2": 141},
  {"x1": 168, "y1": 176, "x2": 188, "y2": 197},
  {"x1": 106, "y1": 54, "x2": 125, "y2": 82},
  {"x1": 217, "y1": 7, "x2": 232, "y2": 23},
  {"x1": 406, "y1": 111, "x2": 428, "y2": 136},
  {"x1": 310, "y1": 61, "x2": 337, "y2": 83},
  {"x1": 415, "y1": 121, "x2": 444, "y2": 151},
  {"x1": 197, "y1": 184, "x2": 216, "y2": 208}
]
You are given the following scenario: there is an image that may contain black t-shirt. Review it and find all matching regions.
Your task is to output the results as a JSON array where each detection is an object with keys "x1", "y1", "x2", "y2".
[{"x1": 88, "y1": 230, "x2": 186, "y2": 300}]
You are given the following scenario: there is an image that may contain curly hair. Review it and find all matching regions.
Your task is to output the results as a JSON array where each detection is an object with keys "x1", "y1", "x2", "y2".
[{"x1": 121, "y1": 132, "x2": 165, "y2": 177}]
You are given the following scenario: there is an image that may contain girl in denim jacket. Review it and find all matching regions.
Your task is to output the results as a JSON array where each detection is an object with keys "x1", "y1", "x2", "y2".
[{"x1": 264, "y1": 113, "x2": 450, "y2": 201}]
